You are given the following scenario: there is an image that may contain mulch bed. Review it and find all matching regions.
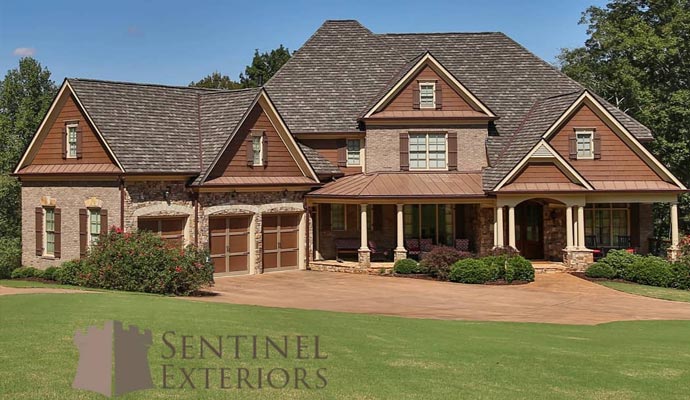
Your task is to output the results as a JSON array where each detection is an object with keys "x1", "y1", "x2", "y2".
[
  {"x1": 569, "y1": 272, "x2": 629, "y2": 284},
  {"x1": 391, "y1": 273, "x2": 530, "y2": 285}
]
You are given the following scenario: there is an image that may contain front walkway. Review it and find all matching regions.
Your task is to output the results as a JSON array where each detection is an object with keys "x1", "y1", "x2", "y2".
[{"x1": 195, "y1": 271, "x2": 690, "y2": 325}]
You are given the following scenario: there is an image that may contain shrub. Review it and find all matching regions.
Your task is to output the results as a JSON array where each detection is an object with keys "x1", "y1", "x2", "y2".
[
  {"x1": 626, "y1": 256, "x2": 673, "y2": 287},
  {"x1": 483, "y1": 246, "x2": 520, "y2": 258},
  {"x1": 420, "y1": 246, "x2": 471, "y2": 280},
  {"x1": 449, "y1": 259, "x2": 500, "y2": 284},
  {"x1": 505, "y1": 256, "x2": 535, "y2": 282},
  {"x1": 10, "y1": 266, "x2": 44, "y2": 279},
  {"x1": 600, "y1": 249, "x2": 642, "y2": 278},
  {"x1": 0, "y1": 237, "x2": 21, "y2": 279},
  {"x1": 585, "y1": 262, "x2": 616, "y2": 279},
  {"x1": 55, "y1": 260, "x2": 86, "y2": 285},
  {"x1": 670, "y1": 262, "x2": 690, "y2": 290},
  {"x1": 43, "y1": 266, "x2": 59, "y2": 281},
  {"x1": 393, "y1": 259, "x2": 424, "y2": 274},
  {"x1": 77, "y1": 229, "x2": 214, "y2": 295}
]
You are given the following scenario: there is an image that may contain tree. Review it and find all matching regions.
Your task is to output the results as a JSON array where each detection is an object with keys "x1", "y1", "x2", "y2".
[
  {"x1": 0, "y1": 57, "x2": 57, "y2": 239},
  {"x1": 558, "y1": 0, "x2": 690, "y2": 237},
  {"x1": 189, "y1": 71, "x2": 242, "y2": 90},
  {"x1": 191, "y1": 45, "x2": 291, "y2": 90}
]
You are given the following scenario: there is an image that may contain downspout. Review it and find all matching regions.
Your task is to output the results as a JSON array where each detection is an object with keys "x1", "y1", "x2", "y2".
[
  {"x1": 304, "y1": 198, "x2": 311, "y2": 269},
  {"x1": 119, "y1": 176, "x2": 125, "y2": 230},
  {"x1": 194, "y1": 191, "x2": 199, "y2": 247}
]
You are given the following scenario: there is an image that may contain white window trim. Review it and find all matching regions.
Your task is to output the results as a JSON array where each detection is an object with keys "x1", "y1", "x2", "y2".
[
  {"x1": 419, "y1": 82, "x2": 436, "y2": 109},
  {"x1": 346, "y1": 139, "x2": 362, "y2": 167},
  {"x1": 408, "y1": 132, "x2": 448, "y2": 171},
  {"x1": 252, "y1": 135, "x2": 263, "y2": 166},
  {"x1": 88, "y1": 208, "x2": 101, "y2": 248},
  {"x1": 43, "y1": 207, "x2": 55, "y2": 257},
  {"x1": 331, "y1": 204, "x2": 346, "y2": 231},
  {"x1": 575, "y1": 129, "x2": 595, "y2": 160},
  {"x1": 66, "y1": 123, "x2": 78, "y2": 159}
]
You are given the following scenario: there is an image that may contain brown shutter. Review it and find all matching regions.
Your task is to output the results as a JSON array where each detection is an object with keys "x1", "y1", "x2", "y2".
[
  {"x1": 61, "y1": 125, "x2": 67, "y2": 159},
  {"x1": 447, "y1": 132, "x2": 458, "y2": 170},
  {"x1": 593, "y1": 131, "x2": 601, "y2": 159},
  {"x1": 412, "y1": 83, "x2": 420, "y2": 110},
  {"x1": 76, "y1": 125, "x2": 83, "y2": 159},
  {"x1": 245, "y1": 137, "x2": 254, "y2": 166},
  {"x1": 399, "y1": 133, "x2": 409, "y2": 171},
  {"x1": 100, "y1": 209, "x2": 108, "y2": 235},
  {"x1": 54, "y1": 208, "x2": 62, "y2": 259},
  {"x1": 320, "y1": 204, "x2": 331, "y2": 231},
  {"x1": 569, "y1": 134, "x2": 577, "y2": 160},
  {"x1": 337, "y1": 139, "x2": 347, "y2": 167},
  {"x1": 435, "y1": 83, "x2": 442, "y2": 110},
  {"x1": 79, "y1": 209, "x2": 88, "y2": 257},
  {"x1": 35, "y1": 207, "x2": 43, "y2": 256},
  {"x1": 262, "y1": 132, "x2": 268, "y2": 166}
]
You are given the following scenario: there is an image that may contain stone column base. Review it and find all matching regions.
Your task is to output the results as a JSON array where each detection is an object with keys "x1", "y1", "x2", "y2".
[
  {"x1": 393, "y1": 248, "x2": 407, "y2": 262},
  {"x1": 668, "y1": 247, "x2": 681, "y2": 262},
  {"x1": 563, "y1": 248, "x2": 594, "y2": 271},
  {"x1": 358, "y1": 249, "x2": 371, "y2": 268}
]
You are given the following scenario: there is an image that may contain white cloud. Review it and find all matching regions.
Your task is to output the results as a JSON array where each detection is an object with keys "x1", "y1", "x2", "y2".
[{"x1": 13, "y1": 47, "x2": 36, "y2": 57}]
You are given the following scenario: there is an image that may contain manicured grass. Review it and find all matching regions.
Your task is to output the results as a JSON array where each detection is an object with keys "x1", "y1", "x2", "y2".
[
  {"x1": 2, "y1": 292, "x2": 690, "y2": 399},
  {"x1": 0, "y1": 279, "x2": 83, "y2": 290},
  {"x1": 599, "y1": 281, "x2": 690, "y2": 303}
]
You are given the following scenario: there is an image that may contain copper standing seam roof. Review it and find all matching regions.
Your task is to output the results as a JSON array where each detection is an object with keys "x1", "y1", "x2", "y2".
[
  {"x1": 202, "y1": 176, "x2": 319, "y2": 186},
  {"x1": 16, "y1": 164, "x2": 122, "y2": 174},
  {"x1": 590, "y1": 181, "x2": 684, "y2": 191},
  {"x1": 499, "y1": 182, "x2": 588, "y2": 192},
  {"x1": 307, "y1": 172, "x2": 484, "y2": 198}
]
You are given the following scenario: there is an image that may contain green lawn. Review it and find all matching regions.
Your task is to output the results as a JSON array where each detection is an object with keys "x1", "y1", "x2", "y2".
[
  {"x1": 599, "y1": 281, "x2": 690, "y2": 303},
  {"x1": 0, "y1": 279, "x2": 84, "y2": 290},
  {"x1": 2, "y1": 291, "x2": 690, "y2": 399}
]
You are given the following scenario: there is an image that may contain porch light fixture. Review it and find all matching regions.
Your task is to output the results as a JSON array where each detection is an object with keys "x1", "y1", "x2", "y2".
[
  {"x1": 230, "y1": 190, "x2": 236, "y2": 199},
  {"x1": 163, "y1": 186, "x2": 172, "y2": 203}
]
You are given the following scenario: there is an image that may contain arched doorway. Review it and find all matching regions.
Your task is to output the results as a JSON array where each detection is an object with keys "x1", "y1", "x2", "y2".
[{"x1": 515, "y1": 200, "x2": 544, "y2": 260}]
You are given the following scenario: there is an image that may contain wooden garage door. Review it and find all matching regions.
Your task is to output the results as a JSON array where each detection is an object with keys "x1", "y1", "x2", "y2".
[
  {"x1": 209, "y1": 216, "x2": 251, "y2": 274},
  {"x1": 262, "y1": 213, "x2": 300, "y2": 271},
  {"x1": 137, "y1": 217, "x2": 186, "y2": 247}
]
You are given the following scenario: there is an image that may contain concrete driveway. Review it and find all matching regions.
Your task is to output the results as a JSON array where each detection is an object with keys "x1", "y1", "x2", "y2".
[{"x1": 194, "y1": 271, "x2": 690, "y2": 325}]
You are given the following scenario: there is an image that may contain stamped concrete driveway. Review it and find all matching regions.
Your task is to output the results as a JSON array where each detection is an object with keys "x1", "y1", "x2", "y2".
[{"x1": 194, "y1": 271, "x2": 690, "y2": 325}]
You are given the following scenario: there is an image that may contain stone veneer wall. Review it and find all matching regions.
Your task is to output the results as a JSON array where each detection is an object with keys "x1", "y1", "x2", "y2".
[
  {"x1": 199, "y1": 191, "x2": 306, "y2": 274},
  {"x1": 365, "y1": 126, "x2": 488, "y2": 173},
  {"x1": 543, "y1": 205, "x2": 566, "y2": 261},
  {"x1": 21, "y1": 181, "x2": 121, "y2": 269},
  {"x1": 477, "y1": 206, "x2": 495, "y2": 255}
]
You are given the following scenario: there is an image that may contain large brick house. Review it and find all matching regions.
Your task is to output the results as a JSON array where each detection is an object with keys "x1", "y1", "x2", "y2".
[{"x1": 14, "y1": 20, "x2": 686, "y2": 274}]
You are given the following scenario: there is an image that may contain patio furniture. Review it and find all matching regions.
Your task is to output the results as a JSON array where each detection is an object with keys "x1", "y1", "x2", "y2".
[
  {"x1": 368, "y1": 240, "x2": 389, "y2": 261},
  {"x1": 617, "y1": 235, "x2": 633, "y2": 252},
  {"x1": 405, "y1": 239, "x2": 421, "y2": 259},
  {"x1": 334, "y1": 238, "x2": 360, "y2": 259},
  {"x1": 455, "y1": 238, "x2": 470, "y2": 252},
  {"x1": 419, "y1": 238, "x2": 433, "y2": 257},
  {"x1": 585, "y1": 235, "x2": 603, "y2": 260}
]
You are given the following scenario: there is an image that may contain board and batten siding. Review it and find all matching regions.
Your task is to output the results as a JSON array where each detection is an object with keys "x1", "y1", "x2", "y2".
[{"x1": 548, "y1": 104, "x2": 663, "y2": 181}]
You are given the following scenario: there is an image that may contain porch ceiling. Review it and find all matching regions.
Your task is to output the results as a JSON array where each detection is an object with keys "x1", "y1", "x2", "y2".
[{"x1": 306, "y1": 172, "x2": 485, "y2": 200}]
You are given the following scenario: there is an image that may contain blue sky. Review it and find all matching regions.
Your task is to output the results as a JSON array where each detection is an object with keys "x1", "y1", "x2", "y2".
[{"x1": 0, "y1": 0, "x2": 605, "y2": 86}]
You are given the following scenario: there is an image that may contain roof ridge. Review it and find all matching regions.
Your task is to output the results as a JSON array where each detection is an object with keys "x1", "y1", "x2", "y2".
[
  {"x1": 378, "y1": 32, "x2": 503, "y2": 36},
  {"x1": 493, "y1": 97, "x2": 545, "y2": 164},
  {"x1": 68, "y1": 78, "x2": 227, "y2": 92},
  {"x1": 199, "y1": 87, "x2": 261, "y2": 96}
]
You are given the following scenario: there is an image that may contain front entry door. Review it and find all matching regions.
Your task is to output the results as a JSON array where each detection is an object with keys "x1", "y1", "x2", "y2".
[{"x1": 516, "y1": 202, "x2": 544, "y2": 259}]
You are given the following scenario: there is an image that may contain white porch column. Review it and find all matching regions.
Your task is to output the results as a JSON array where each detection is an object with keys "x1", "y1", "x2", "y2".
[
  {"x1": 314, "y1": 205, "x2": 323, "y2": 261},
  {"x1": 493, "y1": 207, "x2": 498, "y2": 247},
  {"x1": 508, "y1": 206, "x2": 516, "y2": 248},
  {"x1": 496, "y1": 206, "x2": 504, "y2": 247},
  {"x1": 360, "y1": 204, "x2": 369, "y2": 251},
  {"x1": 577, "y1": 205, "x2": 586, "y2": 249},
  {"x1": 394, "y1": 204, "x2": 407, "y2": 261},
  {"x1": 671, "y1": 202, "x2": 679, "y2": 248},
  {"x1": 565, "y1": 205, "x2": 574, "y2": 249}
]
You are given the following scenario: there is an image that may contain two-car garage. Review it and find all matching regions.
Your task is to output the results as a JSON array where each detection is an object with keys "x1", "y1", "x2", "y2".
[{"x1": 209, "y1": 213, "x2": 302, "y2": 275}]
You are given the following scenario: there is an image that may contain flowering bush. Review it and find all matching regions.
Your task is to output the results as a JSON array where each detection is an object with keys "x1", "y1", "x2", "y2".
[{"x1": 76, "y1": 228, "x2": 213, "y2": 295}]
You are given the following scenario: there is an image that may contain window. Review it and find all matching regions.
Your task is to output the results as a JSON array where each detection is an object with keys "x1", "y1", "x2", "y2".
[
  {"x1": 88, "y1": 209, "x2": 101, "y2": 247},
  {"x1": 403, "y1": 204, "x2": 454, "y2": 245},
  {"x1": 419, "y1": 82, "x2": 435, "y2": 108},
  {"x1": 252, "y1": 135, "x2": 263, "y2": 166},
  {"x1": 66, "y1": 124, "x2": 78, "y2": 158},
  {"x1": 346, "y1": 139, "x2": 361, "y2": 166},
  {"x1": 44, "y1": 208, "x2": 55, "y2": 256},
  {"x1": 409, "y1": 133, "x2": 447, "y2": 170},
  {"x1": 330, "y1": 204, "x2": 346, "y2": 231},
  {"x1": 576, "y1": 130, "x2": 594, "y2": 159},
  {"x1": 585, "y1": 204, "x2": 629, "y2": 247}
]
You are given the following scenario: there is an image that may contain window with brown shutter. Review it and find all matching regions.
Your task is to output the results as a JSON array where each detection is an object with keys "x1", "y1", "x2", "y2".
[
  {"x1": 245, "y1": 137, "x2": 254, "y2": 166},
  {"x1": 412, "y1": 84, "x2": 420, "y2": 110},
  {"x1": 61, "y1": 126, "x2": 67, "y2": 160},
  {"x1": 336, "y1": 139, "x2": 347, "y2": 167},
  {"x1": 399, "y1": 133, "x2": 409, "y2": 171},
  {"x1": 262, "y1": 132, "x2": 268, "y2": 166},
  {"x1": 448, "y1": 132, "x2": 458, "y2": 170},
  {"x1": 79, "y1": 209, "x2": 88, "y2": 257},
  {"x1": 76, "y1": 125, "x2": 83, "y2": 159},
  {"x1": 569, "y1": 134, "x2": 577, "y2": 160},
  {"x1": 35, "y1": 207, "x2": 43, "y2": 256},
  {"x1": 593, "y1": 132, "x2": 602, "y2": 159},
  {"x1": 435, "y1": 84, "x2": 442, "y2": 110},
  {"x1": 100, "y1": 209, "x2": 108, "y2": 235},
  {"x1": 54, "y1": 208, "x2": 62, "y2": 259}
]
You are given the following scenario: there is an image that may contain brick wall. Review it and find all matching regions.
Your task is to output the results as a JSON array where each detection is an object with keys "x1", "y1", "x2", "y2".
[
  {"x1": 365, "y1": 126, "x2": 488, "y2": 173},
  {"x1": 21, "y1": 181, "x2": 120, "y2": 269}
]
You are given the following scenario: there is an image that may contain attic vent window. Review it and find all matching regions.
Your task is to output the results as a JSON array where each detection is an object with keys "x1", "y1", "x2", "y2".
[
  {"x1": 66, "y1": 124, "x2": 78, "y2": 158},
  {"x1": 252, "y1": 135, "x2": 263, "y2": 166},
  {"x1": 576, "y1": 130, "x2": 594, "y2": 159},
  {"x1": 419, "y1": 82, "x2": 435, "y2": 108}
]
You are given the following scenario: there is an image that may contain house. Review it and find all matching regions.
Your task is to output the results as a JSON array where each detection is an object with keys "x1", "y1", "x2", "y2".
[{"x1": 14, "y1": 20, "x2": 686, "y2": 275}]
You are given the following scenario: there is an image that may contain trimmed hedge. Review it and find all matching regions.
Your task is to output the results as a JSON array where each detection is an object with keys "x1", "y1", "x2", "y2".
[
  {"x1": 55, "y1": 260, "x2": 85, "y2": 286},
  {"x1": 449, "y1": 259, "x2": 500, "y2": 284},
  {"x1": 599, "y1": 249, "x2": 642, "y2": 278},
  {"x1": 585, "y1": 262, "x2": 616, "y2": 279},
  {"x1": 43, "y1": 266, "x2": 59, "y2": 281},
  {"x1": 506, "y1": 256, "x2": 535, "y2": 282},
  {"x1": 625, "y1": 256, "x2": 673, "y2": 287},
  {"x1": 670, "y1": 262, "x2": 690, "y2": 290},
  {"x1": 0, "y1": 237, "x2": 21, "y2": 279},
  {"x1": 10, "y1": 267, "x2": 44, "y2": 279},
  {"x1": 420, "y1": 246, "x2": 473, "y2": 280},
  {"x1": 393, "y1": 259, "x2": 424, "y2": 274}
]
